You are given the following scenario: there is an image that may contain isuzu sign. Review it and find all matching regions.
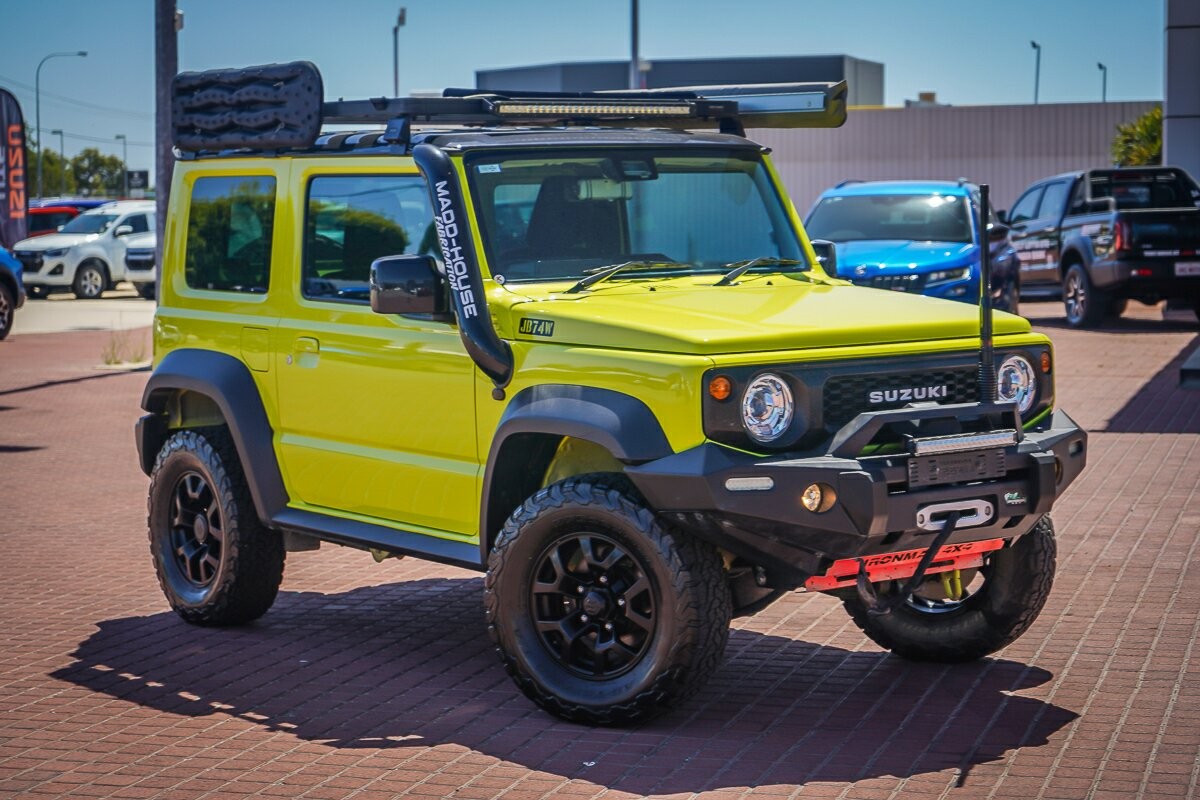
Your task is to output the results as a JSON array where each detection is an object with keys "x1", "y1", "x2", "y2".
[{"x1": 0, "y1": 88, "x2": 28, "y2": 249}]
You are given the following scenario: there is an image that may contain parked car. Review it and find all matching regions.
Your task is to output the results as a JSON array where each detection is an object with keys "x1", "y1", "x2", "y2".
[
  {"x1": 27, "y1": 205, "x2": 82, "y2": 238},
  {"x1": 11, "y1": 200, "x2": 156, "y2": 299},
  {"x1": 122, "y1": 231, "x2": 156, "y2": 300},
  {"x1": 0, "y1": 245, "x2": 25, "y2": 340},
  {"x1": 30, "y1": 197, "x2": 111, "y2": 211},
  {"x1": 1004, "y1": 166, "x2": 1200, "y2": 327},
  {"x1": 805, "y1": 180, "x2": 1021, "y2": 313}
]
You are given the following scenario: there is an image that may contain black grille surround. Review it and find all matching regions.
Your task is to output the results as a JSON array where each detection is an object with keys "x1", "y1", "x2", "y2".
[
  {"x1": 853, "y1": 273, "x2": 928, "y2": 293},
  {"x1": 702, "y1": 347, "x2": 1053, "y2": 452},
  {"x1": 14, "y1": 251, "x2": 42, "y2": 274}
]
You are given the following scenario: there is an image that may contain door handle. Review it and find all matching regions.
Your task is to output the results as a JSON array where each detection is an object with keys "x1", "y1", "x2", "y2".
[{"x1": 292, "y1": 336, "x2": 320, "y2": 367}]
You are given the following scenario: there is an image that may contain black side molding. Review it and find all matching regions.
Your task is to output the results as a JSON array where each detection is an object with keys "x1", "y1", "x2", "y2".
[{"x1": 138, "y1": 349, "x2": 289, "y2": 525}]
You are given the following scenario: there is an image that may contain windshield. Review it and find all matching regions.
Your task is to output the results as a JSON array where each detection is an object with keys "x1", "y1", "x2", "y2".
[
  {"x1": 466, "y1": 148, "x2": 804, "y2": 284},
  {"x1": 806, "y1": 193, "x2": 973, "y2": 244},
  {"x1": 59, "y1": 213, "x2": 118, "y2": 235}
]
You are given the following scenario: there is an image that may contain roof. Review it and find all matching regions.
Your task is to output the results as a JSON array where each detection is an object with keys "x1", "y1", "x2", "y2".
[
  {"x1": 81, "y1": 201, "x2": 157, "y2": 214},
  {"x1": 820, "y1": 179, "x2": 977, "y2": 198}
]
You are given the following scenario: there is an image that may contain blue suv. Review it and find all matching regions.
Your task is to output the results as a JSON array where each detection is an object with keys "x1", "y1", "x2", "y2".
[
  {"x1": 0, "y1": 246, "x2": 24, "y2": 341},
  {"x1": 805, "y1": 180, "x2": 1020, "y2": 314}
]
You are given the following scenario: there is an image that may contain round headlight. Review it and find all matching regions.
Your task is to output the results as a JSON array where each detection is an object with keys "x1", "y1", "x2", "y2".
[
  {"x1": 998, "y1": 355, "x2": 1037, "y2": 415},
  {"x1": 741, "y1": 374, "x2": 794, "y2": 443}
]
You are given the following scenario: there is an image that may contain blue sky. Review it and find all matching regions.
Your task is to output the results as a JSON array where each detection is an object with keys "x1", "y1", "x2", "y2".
[{"x1": 0, "y1": 0, "x2": 1164, "y2": 178}]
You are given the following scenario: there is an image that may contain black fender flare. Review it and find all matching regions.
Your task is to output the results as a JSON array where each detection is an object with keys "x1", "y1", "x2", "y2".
[
  {"x1": 477, "y1": 385, "x2": 673, "y2": 560},
  {"x1": 1057, "y1": 235, "x2": 1094, "y2": 277},
  {"x1": 136, "y1": 348, "x2": 288, "y2": 525}
]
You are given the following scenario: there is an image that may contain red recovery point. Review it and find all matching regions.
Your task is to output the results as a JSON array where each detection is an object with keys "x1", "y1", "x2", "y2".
[{"x1": 804, "y1": 538, "x2": 1005, "y2": 592}]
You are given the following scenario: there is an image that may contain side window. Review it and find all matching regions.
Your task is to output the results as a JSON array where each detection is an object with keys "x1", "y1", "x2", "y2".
[
  {"x1": 124, "y1": 214, "x2": 150, "y2": 234},
  {"x1": 1008, "y1": 186, "x2": 1043, "y2": 224},
  {"x1": 1037, "y1": 181, "x2": 1070, "y2": 222},
  {"x1": 304, "y1": 175, "x2": 435, "y2": 303},
  {"x1": 185, "y1": 176, "x2": 276, "y2": 293},
  {"x1": 1067, "y1": 179, "x2": 1088, "y2": 215}
]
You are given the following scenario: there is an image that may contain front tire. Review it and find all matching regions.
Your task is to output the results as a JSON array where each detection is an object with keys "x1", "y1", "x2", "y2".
[
  {"x1": 148, "y1": 428, "x2": 285, "y2": 626},
  {"x1": 842, "y1": 516, "x2": 1056, "y2": 662},
  {"x1": 0, "y1": 282, "x2": 13, "y2": 341},
  {"x1": 1063, "y1": 264, "x2": 1109, "y2": 328},
  {"x1": 485, "y1": 475, "x2": 731, "y2": 725},
  {"x1": 73, "y1": 260, "x2": 108, "y2": 300}
]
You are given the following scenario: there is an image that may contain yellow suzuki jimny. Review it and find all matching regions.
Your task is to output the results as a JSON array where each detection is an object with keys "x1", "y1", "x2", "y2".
[{"x1": 136, "y1": 62, "x2": 1086, "y2": 724}]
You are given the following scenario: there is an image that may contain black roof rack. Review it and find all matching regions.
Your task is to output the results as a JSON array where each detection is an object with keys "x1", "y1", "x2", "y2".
[{"x1": 172, "y1": 61, "x2": 847, "y2": 155}]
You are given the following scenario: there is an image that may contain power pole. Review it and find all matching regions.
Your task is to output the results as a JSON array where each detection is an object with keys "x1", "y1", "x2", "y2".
[
  {"x1": 155, "y1": 0, "x2": 179, "y2": 300},
  {"x1": 629, "y1": 0, "x2": 640, "y2": 90}
]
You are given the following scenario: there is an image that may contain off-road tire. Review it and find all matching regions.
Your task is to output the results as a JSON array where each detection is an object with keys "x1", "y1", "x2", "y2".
[
  {"x1": 1063, "y1": 264, "x2": 1109, "y2": 328},
  {"x1": 73, "y1": 260, "x2": 108, "y2": 300},
  {"x1": 843, "y1": 515, "x2": 1056, "y2": 662},
  {"x1": 0, "y1": 282, "x2": 13, "y2": 341},
  {"x1": 148, "y1": 428, "x2": 285, "y2": 625},
  {"x1": 485, "y1": 474, "x2": 731, "y2": 725}
]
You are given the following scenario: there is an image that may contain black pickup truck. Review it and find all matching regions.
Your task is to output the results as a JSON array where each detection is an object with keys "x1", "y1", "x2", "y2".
[{"x1": 1002, "y1": 167, "x2": 1200, "y2": 327}]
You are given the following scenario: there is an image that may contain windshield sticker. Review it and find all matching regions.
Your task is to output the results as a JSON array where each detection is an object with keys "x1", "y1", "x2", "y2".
[
  {"x1": 518, "y1": 317, "x2": 555, "y2": 337},
  {"x1": 477, "y1": 164, "x2": 501, "y2": 174}
]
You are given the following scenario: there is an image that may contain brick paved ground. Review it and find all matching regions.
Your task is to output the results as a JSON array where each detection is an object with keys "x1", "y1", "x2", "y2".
[{"x1": 0, "y1": 302, "x2": 1197, "y2": 800}]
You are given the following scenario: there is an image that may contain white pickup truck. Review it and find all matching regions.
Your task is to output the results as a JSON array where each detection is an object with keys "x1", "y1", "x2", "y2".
[{"x1": 11, "y1": 201, "x2": 156, "y2": 299}]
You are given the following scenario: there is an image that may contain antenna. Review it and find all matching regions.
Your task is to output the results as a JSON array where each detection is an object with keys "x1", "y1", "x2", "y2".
[{"x1": 978, "y1": 184, "x2": 997, "y2": 403}]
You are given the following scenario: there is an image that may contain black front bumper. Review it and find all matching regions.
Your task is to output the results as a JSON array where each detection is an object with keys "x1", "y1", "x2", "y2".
[{"x1": 627, "y1": 404, "x2": 1086, "y2": 588}]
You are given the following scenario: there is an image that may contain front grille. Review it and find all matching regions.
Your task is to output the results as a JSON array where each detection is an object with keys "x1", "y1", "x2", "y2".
[
  {"x1": 125, "y1": 250, "x2": 156, "y2": 271},
  {"x1": 853, "y1": 273, "x2": 928, "y2": 292},
  {"x1": 823, "y1": 368, "x2": 979, "y2": 429},
  {"x1": 14, "y1": 251, "x2": 42, "y2": 274}
]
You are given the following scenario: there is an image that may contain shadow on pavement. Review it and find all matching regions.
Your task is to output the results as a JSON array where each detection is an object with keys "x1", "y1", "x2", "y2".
[
  {"x1": 1105, "y1": 335, "x2": 1200, "y2": 434},
  {"x1": 54, "y1": 577, "x2": 1077, "y2": 793},
  {"x1": 1028, "y1": 313, "x2": 1198, "y2": 334},
  {"x1": 0, "y1": 369, "x2": 140, "y2": 398}
]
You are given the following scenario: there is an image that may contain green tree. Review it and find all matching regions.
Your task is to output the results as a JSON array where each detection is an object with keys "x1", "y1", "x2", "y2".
[
  {"x1": 1111, "y1": 106, "x2": 1162, "y2": 167},
  {"x1": 37, "y1": 149, "x2": 78, "y2": 197},
  {"x1": 70, "y1": 147, "x2": 125, "y2": 197}
]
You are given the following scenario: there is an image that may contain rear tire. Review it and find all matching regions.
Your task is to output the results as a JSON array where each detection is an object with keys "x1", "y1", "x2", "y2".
[
  {"x1": 842, "y1": 516, "x2": 1056, "y2": 662},
  {"x1": 485, "y1": 474, "x2": 731, "y2": 725},
  {"x1": 148, "y1": 428, "x2": 285, "y2": 626},
  {"x1": 1063, "y1": 264, "x2": 1109, "y2": 328},
  {"x1": 73, "y1": 260, "x2": 108, "y2": 300}
]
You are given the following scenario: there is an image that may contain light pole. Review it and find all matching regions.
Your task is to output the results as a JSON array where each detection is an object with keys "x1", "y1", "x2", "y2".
[
  {"x1": 1030, "y1": 41, "x2": 1041, "y2": 104},
  {"x1": 1098, "y1": 62, "x2": 1107, "y2": 102},
  {"x1": 36, "y1": 50, "x2": 87, "y2": 200},
  {"x1": 115, "y1": 134, "x2": 128, "y2": 197},
  {"x1": 392, "y1": 7, "x2": 405, "y2": 97},
  {"x1": 629, "y1": 0, "x2": 640, "y2": 90},
  {"x1": 49, "y1": 129, "x2": 65, "y2": 195}
]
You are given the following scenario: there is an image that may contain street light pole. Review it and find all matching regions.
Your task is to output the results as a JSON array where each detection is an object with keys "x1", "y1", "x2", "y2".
[
  {"x1": 49, "y1": 129, "x2": 65, "y2": 195},
  {"x1": 629, "y1": 0, "x2": 640, "y2": 90},
  {"x1": 35, "y1": 50, "x2": 88, "y2": 200},
  {"x1": 115, "y1": 134, "x2": 128, "y2": 197},
  {"x1": 393, "y1": 7, "x2": 406, "y2": 97},
  {"x1": 1030, "y1": 41, "x2": 1041, "y2": 104},
  {"x1": 1098, "y1": 62, "x2": 1107, "y2": 103}
]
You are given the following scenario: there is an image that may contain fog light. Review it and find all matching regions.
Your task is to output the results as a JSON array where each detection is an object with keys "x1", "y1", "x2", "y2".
[{"x1": 800, "y1": 482, "x2": 837, "y2": 513}]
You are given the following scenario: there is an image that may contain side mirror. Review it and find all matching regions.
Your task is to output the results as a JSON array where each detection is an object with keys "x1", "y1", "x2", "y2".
[
  {"x1": 995, "y1": 209, "x2": 1008, "y2": 224},
  {"x1": 114, "y1": 224, "x2": 134, "y2": 237},
  {"x1": 809, "y1": 239, "x2": 837, "y2": 275},
  {"x1": 987, "y1": 222, "x2": 1010, "y2": 242},
  {"x1": 370, "y1": 254, "x2": 450, "y2": 318}
]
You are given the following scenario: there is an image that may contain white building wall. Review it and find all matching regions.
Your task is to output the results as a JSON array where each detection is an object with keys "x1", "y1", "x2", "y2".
[{"x1": 753, "y1": 101, "x2": 1158, "y2": 214}]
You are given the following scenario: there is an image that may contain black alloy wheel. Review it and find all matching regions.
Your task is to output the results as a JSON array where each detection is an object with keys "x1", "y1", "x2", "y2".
[
  {"x1": 168, "y1": 471, "x2": 225, "y2": 589},
  {"x1": 530, "y1": 532, "x2": 655, "y2": 679}
]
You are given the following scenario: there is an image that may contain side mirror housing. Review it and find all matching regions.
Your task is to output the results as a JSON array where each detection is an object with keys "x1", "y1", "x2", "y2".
[
  {"x1": 370, "y1": 254, "x2": 450, "y2": 318},
  {"x1": 809, "y1": 239, "x2": 837, "y2": 275},
  {"x1": 995, "y1": 209, "x2": 1008, "y2": 225},
  {"x1": 114, "y1": 224, "x2": 134, "y2": 237}
]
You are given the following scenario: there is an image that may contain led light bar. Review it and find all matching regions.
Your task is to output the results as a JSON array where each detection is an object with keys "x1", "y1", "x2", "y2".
[
  {"x1": 910, "y1": 429, "x2": 1019, "y2": 456},
  {"x1": 487, "y1": 99, "x2": 697, "y2": 118}
]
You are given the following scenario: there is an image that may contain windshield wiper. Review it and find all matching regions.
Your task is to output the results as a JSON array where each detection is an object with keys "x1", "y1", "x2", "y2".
[
  {"x1": 565, "y1": 260, "x2": 692, "y2": 294},
  {"x1": 714, "y1": 257, "x2": 806, "y2": 286}
]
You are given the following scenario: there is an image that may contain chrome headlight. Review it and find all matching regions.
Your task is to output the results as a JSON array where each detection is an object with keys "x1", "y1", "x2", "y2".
[
  {"x1": 998, "y1": 355, "x2": 1037, "y2": 415},
  {"x1": 926, "y1": 266, "x2": 971, "y2": 285},
  {"x1": 43, "y1": 248, "x2": 70, "y2": 258},
  {"x1": 741, "y1": 374, "x2": 794, "y2": 443}
]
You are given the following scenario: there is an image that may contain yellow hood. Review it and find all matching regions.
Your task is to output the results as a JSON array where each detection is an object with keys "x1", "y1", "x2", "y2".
[{"x1": 500, "y1": 275, "x2": 1030, "y2": 356}]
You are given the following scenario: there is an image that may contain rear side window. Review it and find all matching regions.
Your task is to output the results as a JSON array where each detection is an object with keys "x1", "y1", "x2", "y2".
[
  {"x1": 1037, "y1": 181, "x2": 1070, "y2": 221},
  {"x1": 303, "y1": 175, "x2": 435, "y2": 303},
  {"x1": 185, "y1": 176, "x2": 276, "y2": 293}
]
